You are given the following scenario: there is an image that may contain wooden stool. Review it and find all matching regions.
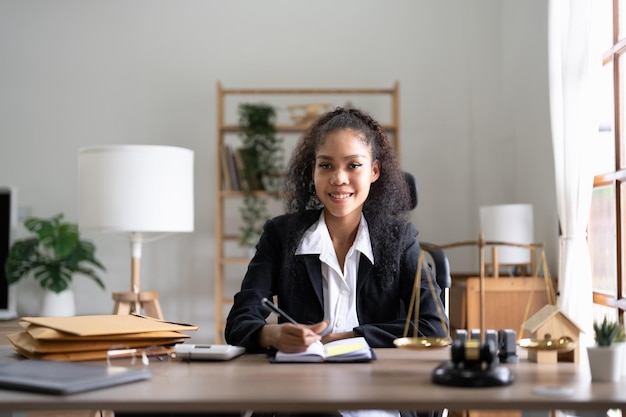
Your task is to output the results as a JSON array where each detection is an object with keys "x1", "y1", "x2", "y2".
[{"x1": 112, "y1": 291, "x2": 163, "y2": 320}]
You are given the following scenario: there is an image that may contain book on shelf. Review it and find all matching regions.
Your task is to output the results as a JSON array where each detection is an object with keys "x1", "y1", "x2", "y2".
[
  {"x1": 237, "y1": 146, "x2": 265, "y2": 191},
  {"x1": 220, "y1": 144, "x2": 234, "y2": 191},
  {"x1": 225, "y1": 144, "x2": 240, "y2": 191},
  {"x1": 271, "y1": 336, "x2": 374, "y2": 363},
  {"x1": 232, "y1": 148, "x2": 248, "y2": 191},
  {"x1": 220, "y1": 144, "x2": 241, "y2": 191}
]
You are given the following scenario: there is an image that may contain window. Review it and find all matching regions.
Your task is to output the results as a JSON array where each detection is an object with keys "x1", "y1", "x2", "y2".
[{"x1": 589, "y1": 0, "x2": 626, "y2": 323}]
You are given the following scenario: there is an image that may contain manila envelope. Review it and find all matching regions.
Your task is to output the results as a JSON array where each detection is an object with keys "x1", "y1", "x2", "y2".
[
  {"x1": 13, "y1": 345, "x2": 175, "y2": 362},
  {"x1": 23, "y1": 323, "x2": 190, "y2": 341},
  {"x1": 19, "y1": 314, "x2": 198, "y2": 337},
  {"x1": 7, "y1": 331, "x2": 185, "y2": 354}
]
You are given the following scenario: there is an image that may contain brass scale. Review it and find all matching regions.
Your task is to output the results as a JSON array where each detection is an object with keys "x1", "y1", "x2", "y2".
[{"x1": 394, "y1": 234, "x2": 574, "y2": 387}]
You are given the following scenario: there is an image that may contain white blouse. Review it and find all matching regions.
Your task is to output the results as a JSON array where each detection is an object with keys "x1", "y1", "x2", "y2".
[{"x1": 295, "y1": 211, "x2": 400, "y2": 417}]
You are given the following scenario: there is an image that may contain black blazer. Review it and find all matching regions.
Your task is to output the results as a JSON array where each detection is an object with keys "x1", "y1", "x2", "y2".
[{"x1": 224, "y1": 209, "x2": 448, "y2": 352}]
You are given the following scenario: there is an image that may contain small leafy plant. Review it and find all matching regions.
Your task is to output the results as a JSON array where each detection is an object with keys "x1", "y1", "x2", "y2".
[
  {"x1": 593, "y1": 316, "x2": 623, "y2": 347},
  {"x1": 4, "y1": 213, "x2": 106, "y2": 293},
  {"x1": 237, "y1": 103, "x2": 284, "y2": 248}
]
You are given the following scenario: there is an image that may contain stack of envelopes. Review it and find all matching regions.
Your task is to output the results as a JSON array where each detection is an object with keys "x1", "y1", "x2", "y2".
[{"x1": 5, "y1": 314, "x2": 198, "y2": 361}]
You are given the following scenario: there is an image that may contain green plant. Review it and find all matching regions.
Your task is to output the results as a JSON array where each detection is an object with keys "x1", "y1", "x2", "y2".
[
  {"x1": 237, "y1": 103, "x2": 284, "y2": 247},
  {"x1": 616, "y1": 322, "x2": 625, "y2": 343},
  {"x1": 4, "y1": 213, "x2": 106, "y2": 293},
  {"x1": 593, "y1": 316, "x2": 623, "y2": 347}
]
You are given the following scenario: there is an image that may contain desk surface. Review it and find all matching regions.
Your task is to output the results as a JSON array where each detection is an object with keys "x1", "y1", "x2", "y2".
[{"x1": 0, "y1": 344, "x2": 624, "y2": 414}]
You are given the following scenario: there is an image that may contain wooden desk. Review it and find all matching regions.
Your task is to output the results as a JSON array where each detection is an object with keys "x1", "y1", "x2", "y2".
[
  {"x1": 449, "y1": 275, "x2": 555, "y2": 336},
  {"x1": 0, "y1": 344, "x2": 623, "y2": 415}
]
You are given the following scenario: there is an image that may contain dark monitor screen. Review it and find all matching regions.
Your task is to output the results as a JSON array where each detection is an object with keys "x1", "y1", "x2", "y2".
[{"x1": 0, "y1": 187, "x2": 16, "y2": 319}]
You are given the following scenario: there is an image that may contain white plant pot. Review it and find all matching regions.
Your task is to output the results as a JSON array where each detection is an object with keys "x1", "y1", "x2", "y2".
[
  {"x1": 619, "y1": 342, "x2": 626, "y2": 378},
  {"x1": 587, "y1": 344, "x2": 623, "y2": 382},
  {"x1": 40, "y1": 289, "x2": 75, "y2": 317}
]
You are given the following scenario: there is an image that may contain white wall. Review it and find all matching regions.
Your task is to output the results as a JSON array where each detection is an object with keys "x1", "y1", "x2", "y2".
[{"x1": 0, "y1": 0, "x2": 555, "y2": 343}]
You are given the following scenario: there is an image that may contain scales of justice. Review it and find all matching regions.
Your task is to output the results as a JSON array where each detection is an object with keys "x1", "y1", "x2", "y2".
[{"x1": 393, "y1": 234, "x2": 575, "y2": 387}]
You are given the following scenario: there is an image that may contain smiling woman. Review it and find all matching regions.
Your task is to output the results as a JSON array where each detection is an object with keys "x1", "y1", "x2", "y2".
[
  {"x1": 213, "y1": 84, "x2": 402, "y2": 344},
  {"x1": 226, "y1": 107, "x2": 448, "y2": 417}
]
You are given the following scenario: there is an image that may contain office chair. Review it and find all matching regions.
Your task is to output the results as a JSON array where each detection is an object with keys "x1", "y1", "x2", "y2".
[{"x1": 404, "y1": 172, "x2": 451, "y2": 313}]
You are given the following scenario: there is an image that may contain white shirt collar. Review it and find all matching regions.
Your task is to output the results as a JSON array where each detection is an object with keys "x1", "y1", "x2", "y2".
[{"x1": 296, "y1": 211, "x2": 374, "y2": 265}]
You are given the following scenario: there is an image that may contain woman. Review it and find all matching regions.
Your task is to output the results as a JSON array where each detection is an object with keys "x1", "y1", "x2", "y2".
[{"x1": 225, "y1": 107, "x2": 447, "y2": 417}]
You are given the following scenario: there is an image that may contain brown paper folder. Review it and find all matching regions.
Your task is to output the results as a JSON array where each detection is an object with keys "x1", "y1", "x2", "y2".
[
  {"x1": 12, "y1": 346, "x2": 173, "y2": 362},
  {"x1": 19, "y1": 314, "x2": 198, "y2": 337},
  {"x1": 6, "y1": 331, "x2": 185, "y2": 354},
  {"x1": 23, "y1": 323, "x2": 190, "y2": 341},
  {"x1": 7, "y1": 314, "x2": 197, "y2": 362}
]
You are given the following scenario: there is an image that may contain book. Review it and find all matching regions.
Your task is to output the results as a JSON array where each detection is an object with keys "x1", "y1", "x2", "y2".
[
  {"x1": 225, "y1": 144, "x2": 240, "y2": 191},
  {"x1": 220, "y1": 144, "x2": 233, "y2": 191},
  {"x1": 232, "y1": 148, "x2": 248, "y2": 190},
  {"x1": 237, "y1": 146, "x2": 265, "y2": 191},
  {"x1": 271, "y1": 336, "x2": 374, "y2": 363}
]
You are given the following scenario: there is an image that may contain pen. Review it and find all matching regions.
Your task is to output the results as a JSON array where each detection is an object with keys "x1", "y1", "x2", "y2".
[{"x1": 261, "y1": 297, "x2": 299, "y2": 326}]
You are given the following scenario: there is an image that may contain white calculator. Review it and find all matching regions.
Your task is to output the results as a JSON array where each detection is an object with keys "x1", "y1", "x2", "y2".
[{"x1": 173, "y1": 344, "x2": 246, "y2": 361}]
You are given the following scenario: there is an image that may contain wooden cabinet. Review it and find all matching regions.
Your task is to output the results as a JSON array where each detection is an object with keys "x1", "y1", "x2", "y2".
[
  {"x1": 449, "y1": 274, "x2": 557, "y2": 336},
  {"x1": 214, "y1": 81, "x2": 400, "y2": 342}
]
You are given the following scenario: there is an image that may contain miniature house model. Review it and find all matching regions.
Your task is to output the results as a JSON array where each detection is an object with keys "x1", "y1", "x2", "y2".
[{"x1": 521, "y1": 304, "x2": 582, "y2": 363}]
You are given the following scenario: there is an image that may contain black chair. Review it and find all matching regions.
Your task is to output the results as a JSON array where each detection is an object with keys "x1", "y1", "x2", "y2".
[{"x1": 404, "y1": 172, "x2": 451, "y2": 313}]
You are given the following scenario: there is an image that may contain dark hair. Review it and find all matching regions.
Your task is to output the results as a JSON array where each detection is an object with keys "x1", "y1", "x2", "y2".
[{"x1": 283, "y1": 108, "x2": 412, "y2": 284}]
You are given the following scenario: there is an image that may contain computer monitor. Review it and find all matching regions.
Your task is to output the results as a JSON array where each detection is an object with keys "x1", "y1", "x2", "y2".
[{"x1": 0, "y1": 186, "x2": 17, "y2": 320}]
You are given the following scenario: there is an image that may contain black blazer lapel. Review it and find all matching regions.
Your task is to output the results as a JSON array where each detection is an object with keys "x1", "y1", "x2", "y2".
[
  {"x1": 300, "y1": 255, "x2": 324, "y2": 309},
  {"x1": 356, "y1": 253, "x2": 374, "y2": 293}
]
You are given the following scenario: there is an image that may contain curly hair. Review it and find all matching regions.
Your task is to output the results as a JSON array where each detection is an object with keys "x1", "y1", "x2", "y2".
[{"x1": 283, "y1": 107, "x2": 412, "y2": 283}]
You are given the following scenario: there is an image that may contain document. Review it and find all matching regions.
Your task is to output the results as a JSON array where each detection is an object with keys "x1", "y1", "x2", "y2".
[
  {"x1": 19, "y1": 314, "x2": 198, "y2": 336},
  {"x1": 6, "y1": 314, "x2": 197, "y2": 362},
  {"x1": 272, "y1": 336, "x2": 374, "y2": 363}
]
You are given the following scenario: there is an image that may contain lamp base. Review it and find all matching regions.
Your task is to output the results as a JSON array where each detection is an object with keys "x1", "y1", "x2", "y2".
[{"x1": 112, "y1": 291, "x2": 163, "y2": 320}]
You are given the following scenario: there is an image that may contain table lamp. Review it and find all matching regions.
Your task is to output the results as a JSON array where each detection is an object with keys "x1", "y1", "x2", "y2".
[
  {"x1": 479, "y1": 204, "x2": 534, "y2": 276},
  {"x1": 78, "y1": 145, "x2": 194, "y2": 319}
]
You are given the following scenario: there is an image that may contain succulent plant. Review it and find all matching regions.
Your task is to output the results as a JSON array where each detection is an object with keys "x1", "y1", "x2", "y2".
[{"x1": 593, "y1": 316, "x2": 623, "y2": 347}]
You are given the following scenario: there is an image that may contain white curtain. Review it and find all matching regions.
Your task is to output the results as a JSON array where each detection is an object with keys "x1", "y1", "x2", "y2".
[{"x1": 548, "y1": 0, "x2": 595, "y2": 336}]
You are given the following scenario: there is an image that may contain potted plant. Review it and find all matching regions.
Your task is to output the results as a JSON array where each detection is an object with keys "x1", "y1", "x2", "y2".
[
  {"x1": 4, "y1": 213, "x2": 106, "y2": 316},
  {"x1": 237, "y1": 103, "x2": 284, "y2": 249},
  {"x1": 587, "y1": 316, "x2": 624, "y2": 382}
]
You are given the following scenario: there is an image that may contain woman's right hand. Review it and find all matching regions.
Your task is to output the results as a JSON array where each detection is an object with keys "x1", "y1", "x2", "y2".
[{"x1": 258, "y1": 321, "x2": 328, "y2": 353}]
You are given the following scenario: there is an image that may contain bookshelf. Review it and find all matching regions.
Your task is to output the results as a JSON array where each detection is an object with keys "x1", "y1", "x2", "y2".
[{"x1": 214, "y1": 81, "x2": 400, "y2": 343}]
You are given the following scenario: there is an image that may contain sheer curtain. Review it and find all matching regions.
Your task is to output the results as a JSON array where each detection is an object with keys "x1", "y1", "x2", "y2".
[{"x1": 548, "y1": 0, "x2": 595, "y2": 337}]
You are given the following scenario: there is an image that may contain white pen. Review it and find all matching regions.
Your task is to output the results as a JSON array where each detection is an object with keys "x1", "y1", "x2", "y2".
[{"x1": 261, "y1": 297, "x2": 300, "y2": 326}]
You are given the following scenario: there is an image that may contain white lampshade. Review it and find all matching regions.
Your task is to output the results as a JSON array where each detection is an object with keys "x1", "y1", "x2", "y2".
[
  {"x1": 479, "y1": 204, "x2": 534, "y2": 265},
  {"x1": 78, "y1": 145, "x2": 194, "y2": 233}
]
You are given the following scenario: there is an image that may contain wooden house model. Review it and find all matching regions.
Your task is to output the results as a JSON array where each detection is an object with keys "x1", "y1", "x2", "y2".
[{"x1": 521, "y1": 304, "x2": 582, "y2": 363}]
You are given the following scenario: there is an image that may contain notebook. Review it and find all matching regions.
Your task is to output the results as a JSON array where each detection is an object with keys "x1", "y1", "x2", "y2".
[
  {"x1": 271, "y1": 336, "x2": 375, "y2": 363},
  {"x1": 0, "y1": 359, "x2": 152, "y2": 394}
]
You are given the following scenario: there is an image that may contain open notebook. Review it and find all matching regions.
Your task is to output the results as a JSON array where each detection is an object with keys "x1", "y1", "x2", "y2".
[
  {"x1": 271, "y1": 336, "x2": 375, "y2": 363},
  {"x1": 0, "y1": 359, "x2": 151, "y2": 394}
]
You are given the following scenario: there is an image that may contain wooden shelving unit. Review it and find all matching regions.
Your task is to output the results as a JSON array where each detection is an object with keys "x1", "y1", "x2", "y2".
[{"x1": 214, "y1": 81, "x2": 400, "y2": 343}]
